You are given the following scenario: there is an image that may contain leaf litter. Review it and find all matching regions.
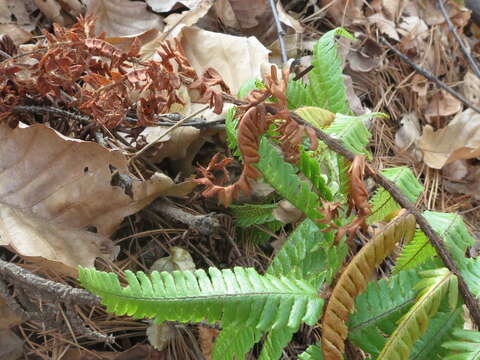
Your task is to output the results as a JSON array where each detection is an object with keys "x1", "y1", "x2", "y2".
[{"x1": 0, "y1": 0, "x2": 480, "y2": 358}]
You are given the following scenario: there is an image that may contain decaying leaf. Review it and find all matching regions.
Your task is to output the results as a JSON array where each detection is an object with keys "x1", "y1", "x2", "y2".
[
  {"x1": 86, "y1": 0, "x2": 164, "y2": 37},
  {"x1": 0, "y1": 123, "x2": 194, "y2": 272},
  {"x1": 321, "y1": 211, "x2": 416, "y2": 360},
  {"x1": 394, "y1": 112, "x2": 422, "y2": 160},
  {"x1": 146, "y1": 0, "x2": 202, "y2": 13},
  {"x1": 180, "y1": 26, "x2": 270, "y2": 95},
  {"x1": 0, "y1": 204, "x2": 113, "y2": 276},
  {"x1": 418, "y1": 109, "x2": 480, "y2": 169},
  {"x1": 0, "y1": 298, "x2": 24, "y2": 329},
  {"x1": 425, "y1": 90, "x2": 462, "y2": 122}
]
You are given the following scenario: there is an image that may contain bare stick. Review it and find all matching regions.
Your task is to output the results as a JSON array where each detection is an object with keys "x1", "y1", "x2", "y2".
[
  {"x1": 0, "y1": 259, "x2": 100, "y2": 307},
  {"x1": 268, "y1": 0, "x2": 288, "y2": 64},
  {"x1": 438, "y1": 0, "x2": 480, "y2": 78},
  {"x1": 380, "y1": 37, "x2": 480, "y2": 114}
]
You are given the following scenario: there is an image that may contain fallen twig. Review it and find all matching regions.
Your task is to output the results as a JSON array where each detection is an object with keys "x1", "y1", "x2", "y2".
[
  {"x1": 151, "y1": 199, "x2": 220, "y2": 236},
  {"x1": 380, "y1": 36, "x2": 480, "y2": 114},
  {"x1": 268, "y1": 0, "x2": 288, "y2": 64}
]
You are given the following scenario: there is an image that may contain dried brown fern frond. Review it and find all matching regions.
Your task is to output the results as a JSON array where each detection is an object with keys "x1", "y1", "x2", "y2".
[{"x1": 321, "y1": 210, "x2": 416, "y2": 360}]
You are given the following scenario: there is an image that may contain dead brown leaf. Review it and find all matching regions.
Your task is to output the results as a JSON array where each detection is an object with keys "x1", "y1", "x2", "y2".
[
  {"x1": 0, "y1": 298, "x2": 24, "y2": 329},
  {"x1": 418, "y1": 109, "x2": 480, "y2": 169},
  {"x1": 86, "y1": 0, "x2": 164, "y2": 37},
  {"x1": 0, "y1": 123, "x2": 194, "y2": 273},
  {"x1": 444, "y1": 160, "x2": 480, "y2": 201},
  {"x1": 146, "y1": 0, "x2": 202, "y2": 13},
  {"x1": 180, "y1": 26, "x2": 270, "y2": 95},
  {"x1": 273, "y1": 199, "x2": 303, "y2": 224},
  {"x1": 425, "y1": 90, "x2": 462, "y2": 122}
]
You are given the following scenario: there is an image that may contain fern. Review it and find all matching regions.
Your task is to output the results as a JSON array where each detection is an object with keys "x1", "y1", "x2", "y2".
[
  {"x1": 369, "y1": 166, "x2": 424, "y2": 224},
  {"x1": 394, "y1": 229, "x2": 436, "y2": 273},
  {"x1": 287, "y1": 80, "x2": 313, "y2": 109},
  {"x1": 238, "y1": 221, "x2": 283, "y2": 244},
  {"x1": 298, "y1": 148, "x2": 334, "y2": 201},
  {"x1": 423, "y1": 211, "x2": 476, "y2": 264},
  {"x1": 78, "y1": 266, "x2": 324, "y2": 359},
  {"x1": 308, "y1": 28, "x2": 354, "y2": 114},
  {"x1": 377, "y1": 268, "x2": 458, "y2": 359},
  {"x1": 395, "y1": 211, "x2": 476, "y2": 273},
  {"x1": 230, "y1": 203, "x2": 277, "y2": 227},
  {"x1": 348, "y1": 269, "x2": 421, "y2": 355},
  {"x1": 256, "y1": 138, "x2": 324, "y2": 223},
  {"x1": 267, "y1": 218, "x2": 347, "y2": 287},
  {"x1": 410, "y1": 308, "x2": 463, "y2": 360},
  {"x1": 225, "y1": 106, "x2": 240, "y2": 156},
  {"x1": 324, "y1": 113, "x2": 385, "y2": 157},
  {"x1": 442, "y1": 328, "x2": 480, "y2": 360},
  {"x1": 295, "y1": 106, "x2": 335, "y2": 129},
  {"x1": 460, "y1": 257, "x2": 480, "y2": 298},
  {"x1": 299, "y1": 344, "x2": 324, "y2": 360}
]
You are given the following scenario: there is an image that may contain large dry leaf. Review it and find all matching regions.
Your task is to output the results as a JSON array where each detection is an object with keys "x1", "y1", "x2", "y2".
[
  {"x1": 0, "y1": 203, "x2": 113, "y2": 276},
  {"x1": 418, "y1": 109, "x2": 480, "y2": 169},
  {"x1": 0, "y1": 123, "x2": 194, "y2": 235},
  {"x1": 321, "y1": 212, "x2": 416, "y2": 360},
  {"x1": 180, "y1": 26, "x2": 270, "y2": 94},
  {"x1": 146, "y1": 0, "x2": 201, "y2": 13},
  {"x1": 86, "y1": 0, "x2": 164, "y2": 37}
]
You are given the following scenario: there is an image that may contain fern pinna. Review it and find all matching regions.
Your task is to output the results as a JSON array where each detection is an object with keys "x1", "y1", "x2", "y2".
[{"x1": 78, "y1": 27, "x2": 480, "y2": 360}]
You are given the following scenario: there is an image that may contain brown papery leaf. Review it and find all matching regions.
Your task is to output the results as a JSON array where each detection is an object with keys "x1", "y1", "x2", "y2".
[
  {"x1": 0, "y1": 123, "x2": 194, "y2": 273},
  {"x1": 418, "y1": 109, "x2": 480, "y2": 169},
  {"x1": 86, "y1": 0, "x2": 164, "y2": 37},
  {"x1": 180, "y1": 26, "x2": 270, "y2": 95},
  {"x1": 321, "y1": 211, "x2": 416, "y2": 360}
]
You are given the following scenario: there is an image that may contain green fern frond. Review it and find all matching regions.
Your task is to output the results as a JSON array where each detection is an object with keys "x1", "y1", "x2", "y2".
[
  {"x1": 349, "y1": 269, "x2": 421, "y2": 356},
  {"x1": 78, "y1": 265, "x2": 323, "y2": 330},
  {"x1": 423, "y1": 211, "x2": 476, "y2": 264},
  {"x1": 298, "y1": 148, "x2": 334, "y2": 201},
  {"x1": 287, "y1": 80, "x2": 313, "y2": 109},
  {"x1": 459, "y1": 258, "x2": 480, "y2": 298},
  {"x1": 298, "y1": 344, "x2": 324, "y2": 360},
  {"x1": 368, "y1": 167, "x2": 424, "y2": 224},
  {"x1": 377, "y1": 268, "x2": 458, "y2": 359},
  {"x1": 212, "y1": 326, "x2": 262, "y2": 360},
  {"x1": 225, "y1": 106, "x2": 240, "y2": 156},
  {"x1": 230, "y1": 203, "x2": 277, "y2": 227},
  {"x1": 410, "y1": 308, "x2": 463, "y2": 360},
  {"x1": 308, "y1": 28, "x2": 354, "y2": 114},
  {"x1": 239, "y1": 221, "x2": 283, "y2": 245},
  {"x1": 258, "y1": 328, "x2": 297, "y2": 360},
  {"x1": 324, "y1": 113, "x2": 385, "y2": 157},
  {"x1": 295, "y1": 106, "x2": 335, "y2": 129},
  {"x1": 267, "y1": 218, "x2": 347, "y2": 288},
  {"x1": 442, "y1": 328, "x2": 480, "y2": 360},
  {"x1": 393, "y1": 230, "x2": 435, "y2": 273},
  {"x1": 256, "y1": 138, "x2": 323, "y2": 223}
]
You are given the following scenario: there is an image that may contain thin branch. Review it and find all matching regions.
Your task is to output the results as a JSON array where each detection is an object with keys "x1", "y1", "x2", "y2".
[
  {"x1": 268, "y1": 0, "x2": 288, "y2": 64},
  {"x1": 0, "y1": 259, "x2": 100, "y2": 307},
  {"x1": 438, "y1": 0, "x2": 480, "y2": 78},
  {"x1": 11, "y1": 105, "x2": 224, "y2": 129},
  {"x1": 380, "y1": 36, "x2": 480, "y2": 114}
]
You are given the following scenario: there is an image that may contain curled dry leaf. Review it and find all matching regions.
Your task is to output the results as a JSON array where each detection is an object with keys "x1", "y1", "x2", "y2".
[
  {"x1": 86, "y1": 0, "x2": 164, "y2": 37},
  {"x1": 0, "y1": 123, "x2": 194, "y2": 273},
  {"x1": 321, "y1": 211, "x2": 416, "y2": 360},
  {"x1": 394, "y1": 112, "x2": 422, "y2": 161},
  {"x1": 146, "y1": 0, "x2": 202, "y2": 13},
  {"x1": 179, "y1": 26, "x2": 270, "y2": 95},
  {"x1": 418, "y1": 109, "x2": 480, "y2": 169},
  {"x1": 425, "y1": 90, "x2": 462, "y2": 122}
]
